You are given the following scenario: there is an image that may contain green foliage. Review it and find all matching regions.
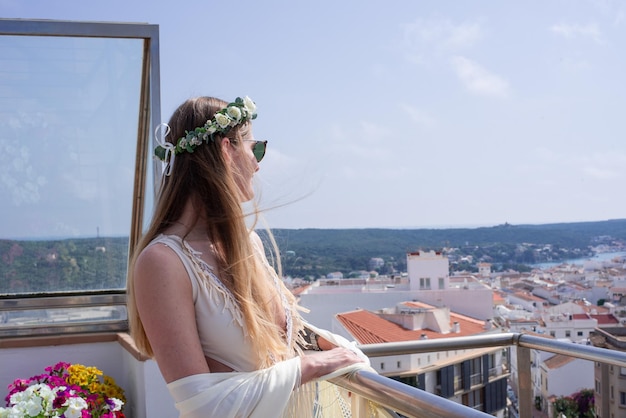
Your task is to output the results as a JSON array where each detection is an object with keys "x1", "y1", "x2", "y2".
[
  {"x1": 2, "y1": 219, "x2": 625, "y2": 293},
  {"x1": 0, "y1": 237, "x2": 129, "y2": 295},
  {"x1": 553, "y1": 396, "x2": 578, "y2": 417},
  {"x1": 553, "y1": 389, "x2": 595, "y2": 418},
  {"x1": 260, "y1": 219, "x2": 626, "y2": 278}
]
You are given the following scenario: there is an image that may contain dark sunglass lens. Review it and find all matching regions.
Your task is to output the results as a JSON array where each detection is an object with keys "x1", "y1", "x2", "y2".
[{"x1": 253, "y1": 141, "x2": 267, "y2": 162}]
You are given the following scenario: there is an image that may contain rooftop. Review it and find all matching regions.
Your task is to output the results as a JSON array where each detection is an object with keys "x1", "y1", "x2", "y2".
[
  {"x1": 336, "y1": 306, "x2": 488, "y2": 345},
  {"x1": 543, "y1": 353, "x2": 576, "y2": 370}
]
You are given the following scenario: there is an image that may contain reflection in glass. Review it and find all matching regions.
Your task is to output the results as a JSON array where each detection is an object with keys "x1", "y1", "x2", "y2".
[
  {"x1": 0, "y1": 305, "x2": 127, "y2": 328},
  {"x1": 0, "y1": 35, "x2": 143, "y2": 295}
]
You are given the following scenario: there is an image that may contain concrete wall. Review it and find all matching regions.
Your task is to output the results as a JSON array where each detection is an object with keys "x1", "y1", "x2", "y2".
[{"x1": 0, "y1": 339, "x2": 177, "y2": 418}]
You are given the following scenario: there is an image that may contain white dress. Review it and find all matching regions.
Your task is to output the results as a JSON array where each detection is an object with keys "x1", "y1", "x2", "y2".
[{"x1": 148, "y1": 234, "x2": 393, "y2": 418}]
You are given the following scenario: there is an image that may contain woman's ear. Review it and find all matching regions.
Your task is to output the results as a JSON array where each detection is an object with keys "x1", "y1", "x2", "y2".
[{"x1": 220, "y1": 137, "x2": 233, "y2": 163}]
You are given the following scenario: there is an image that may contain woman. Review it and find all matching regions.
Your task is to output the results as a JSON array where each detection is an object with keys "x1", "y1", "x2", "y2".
[{"x1": 127, "y1": 96, "x2": 390, "y2": 417}]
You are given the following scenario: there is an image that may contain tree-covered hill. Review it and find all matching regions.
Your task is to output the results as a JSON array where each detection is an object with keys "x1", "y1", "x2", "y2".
[
  {"x1": 2, "y1": 219, "x2": 625, "y2": 294},
  {"x1": 1, "y1": 237, "x2": 128, "y2": 295},
  {"x1": 262, "y1": 219, "x2": 626, "y2": 278}
]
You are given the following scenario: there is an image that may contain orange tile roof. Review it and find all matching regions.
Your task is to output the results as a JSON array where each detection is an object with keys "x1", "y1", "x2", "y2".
[
  {"x1": 591, "y1": 314, "x2": 620, "y2": 325},
  {"x1": 402, "y1": 301, "x2": 435, "y2": 309},
  {"x1": 543, "y1": 354, "x2": 576, "y2": 369},
  {"x1": 493, "y1": 293, "x2": 505, "y2": 304},
  {"x1": 290, "y1": 285, "x2": 311, "y2": 296},
  {"x1": 335, "y1": 308, "x2": 487, "y2": 344}
]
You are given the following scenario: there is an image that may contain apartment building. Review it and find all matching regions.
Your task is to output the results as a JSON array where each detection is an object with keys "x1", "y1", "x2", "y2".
[
  {"x1": 590, "y1": 327, "x2": 626, "y2": 418},
  {"x1": 334, "y1": 302, "x2": 508, "y2": 416}
]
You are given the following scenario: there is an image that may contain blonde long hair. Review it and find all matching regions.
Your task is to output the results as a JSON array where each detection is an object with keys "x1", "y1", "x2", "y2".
[{"x1": 127, "y1": 96, "x2": 298, "y2": 367}]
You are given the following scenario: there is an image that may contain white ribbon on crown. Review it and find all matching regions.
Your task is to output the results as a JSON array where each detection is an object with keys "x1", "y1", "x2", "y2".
[{"x1": 155, "y1": 123, "x2": 175, "y2": 176}]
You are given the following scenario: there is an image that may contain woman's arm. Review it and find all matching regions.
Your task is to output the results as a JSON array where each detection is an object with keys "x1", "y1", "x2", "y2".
[
  {"x1": 133, "y1": 244, "x2": 211, "y2": 383},
  {"x1": 299, "y1": 347, "x2": 366, "y2": 385}
]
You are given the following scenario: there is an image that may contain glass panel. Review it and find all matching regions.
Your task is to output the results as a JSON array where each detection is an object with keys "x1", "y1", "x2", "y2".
[{"x1": 0, "y1": 35, "x2": 143, "y2": 295}]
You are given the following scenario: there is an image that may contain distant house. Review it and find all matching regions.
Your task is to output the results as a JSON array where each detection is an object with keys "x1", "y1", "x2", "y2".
[
  {"x1": 407, "y1": 250, "x2": 449, "y2": 291},
  {"x1": 477, "y1": 262, "x2": 491, "y2": 277},
  {"x1": 539, "y1": 354, "x2": 594, "y2": 417},
  {"x1": 368, "y1": 257, "x2": 385, "y2": 271},
  {"x1": 325, "y1": 271, "x2": 343, "y2": 280},
  {"x1": 507, "y1": 291, "x2": 548, "y2": 313}
]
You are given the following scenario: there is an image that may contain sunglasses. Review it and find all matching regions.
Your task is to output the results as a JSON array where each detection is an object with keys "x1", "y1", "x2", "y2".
[{"x1": 244, "y1": 140, "x2": 268, "y2": 162}]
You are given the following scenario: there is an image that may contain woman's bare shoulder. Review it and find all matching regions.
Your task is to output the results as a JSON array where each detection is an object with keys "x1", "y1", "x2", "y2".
[{"x1": 134, "y1": 241, "x2": 187, "y2": 285}]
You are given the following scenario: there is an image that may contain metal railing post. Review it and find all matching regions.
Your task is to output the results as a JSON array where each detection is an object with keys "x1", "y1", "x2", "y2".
[{"x1": 517, "y1": 345, "x2": 532, "y2": 418}]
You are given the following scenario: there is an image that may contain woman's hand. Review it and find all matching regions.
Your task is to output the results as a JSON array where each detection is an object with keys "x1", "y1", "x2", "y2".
[{"x1": 299, "y1": 347, "x2": 366, "y2": 385}]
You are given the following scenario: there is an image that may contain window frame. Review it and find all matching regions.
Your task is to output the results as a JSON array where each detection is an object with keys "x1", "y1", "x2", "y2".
[{"x1": 0, "y1": 19, "x2": 161, "y2": 338}]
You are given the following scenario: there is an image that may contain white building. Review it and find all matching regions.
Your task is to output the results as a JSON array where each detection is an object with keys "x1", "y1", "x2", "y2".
[
  {"x1": 507, "y1": 291, "x2": 548, "y2": 313},
  {"x1": 539, "y1": 354, "x2": 594, "y2": 417},
  {"x1": 407, "y1": 250, "x2": 449, "y2": 291},
  {"x1": 542, "y1": 312, "x2": 597, "y2": 340},
  {"x1": 477, "y1": 262, "x2": 492, "y2": 278},
  {"x1": 298, "y1": 250, "x2": 493, "y2": 330}
]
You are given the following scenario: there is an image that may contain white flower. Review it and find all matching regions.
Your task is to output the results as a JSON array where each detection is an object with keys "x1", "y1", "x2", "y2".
[
  {"x1": 63, "y1": 397, "x2": 88, "y2": 418},
  {"x1": 109, "y1": 398, "x2": 124, "y2": 412},
  {"x1": 22, "y1": 398, "x2": 43, "y2": 417},
  {"x1": 9, "y1": 391, "x2": 26, "y2": 404},
  {"x1": 190, "y1": 136, "x2": 202, "y2": 146},
  {"x1": 37, "y1": 384, "x2": 56, "y2": 405},
  {"x1": 0, "y1": 407, "x2": 20, "y2": 418},
  {"x1": 214, "y1": 113, "x2": 231, "y2": 128},
  {"x1": 206, "y1": 124, "x2": 217, "y2": 135},
  {"x1": 226, "y1": 105, "x2": 242, "y2": 122},
  {"x1": 243, "y1": 96, "x2": 256, "y2": 115}
]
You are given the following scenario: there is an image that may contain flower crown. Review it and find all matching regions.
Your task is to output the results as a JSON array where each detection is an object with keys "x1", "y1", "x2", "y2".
[{"x1": 155, "y1": 96, "x2": 257, "y2": 162}]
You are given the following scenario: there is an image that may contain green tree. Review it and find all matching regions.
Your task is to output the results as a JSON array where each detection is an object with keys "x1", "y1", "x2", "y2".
[{"x1": 553, "y1": 396, "x2": 578, "y2": 417}]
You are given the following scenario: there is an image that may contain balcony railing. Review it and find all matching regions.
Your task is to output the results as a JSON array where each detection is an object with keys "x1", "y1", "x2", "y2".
[{"x1": 327, "y1": 332, "x2": 626, "y2": 418}]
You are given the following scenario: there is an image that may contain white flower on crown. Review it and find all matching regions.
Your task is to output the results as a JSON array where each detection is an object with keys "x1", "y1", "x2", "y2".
[
  {"x1": 227, "y1": 105, "x2": 242, "y2": 122},
  {"x1": 156, "y1": 96, "x2": 258, "y2": 161},
  {"x1": 214, "y1": 113, "x2": 231, "y2": 128},
  {"x1": 243, "y1": 96, "x2": 256, "y2": 115}
]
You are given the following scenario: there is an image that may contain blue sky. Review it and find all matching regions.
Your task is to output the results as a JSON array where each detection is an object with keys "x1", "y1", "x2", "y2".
[{"x1": 1, "y1": 0, "x2": 625, "y2": 231}]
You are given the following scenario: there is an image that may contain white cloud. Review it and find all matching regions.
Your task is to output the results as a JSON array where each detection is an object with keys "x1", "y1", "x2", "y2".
[
  {"x1": 403, "y1": 17, "x2": 483, "y2": 51},
  {"x1": 402, "y1": 17, "x2": 484, "y2": 64},
  {"x1": 550, "y1": 22, "x2": 604, "y2": 44},
  {"x1": 533, "y1": 147, "x2": 626, "y2": 181},
  {"x1": 400, "y1": 104, "x2": 437, "y2": 129},
  {"x1": 580, "y1": 151, "x2": 626, "y2": 180},
  {"x1": 450, "y1": 56, "x2": 511, "y2": 98},
  {"x1": 583, "y1": 166, "x2": 617, "y2": 180},
  {"x1": 359, "y1": 120, "x2": 393, "y2": 141}
]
